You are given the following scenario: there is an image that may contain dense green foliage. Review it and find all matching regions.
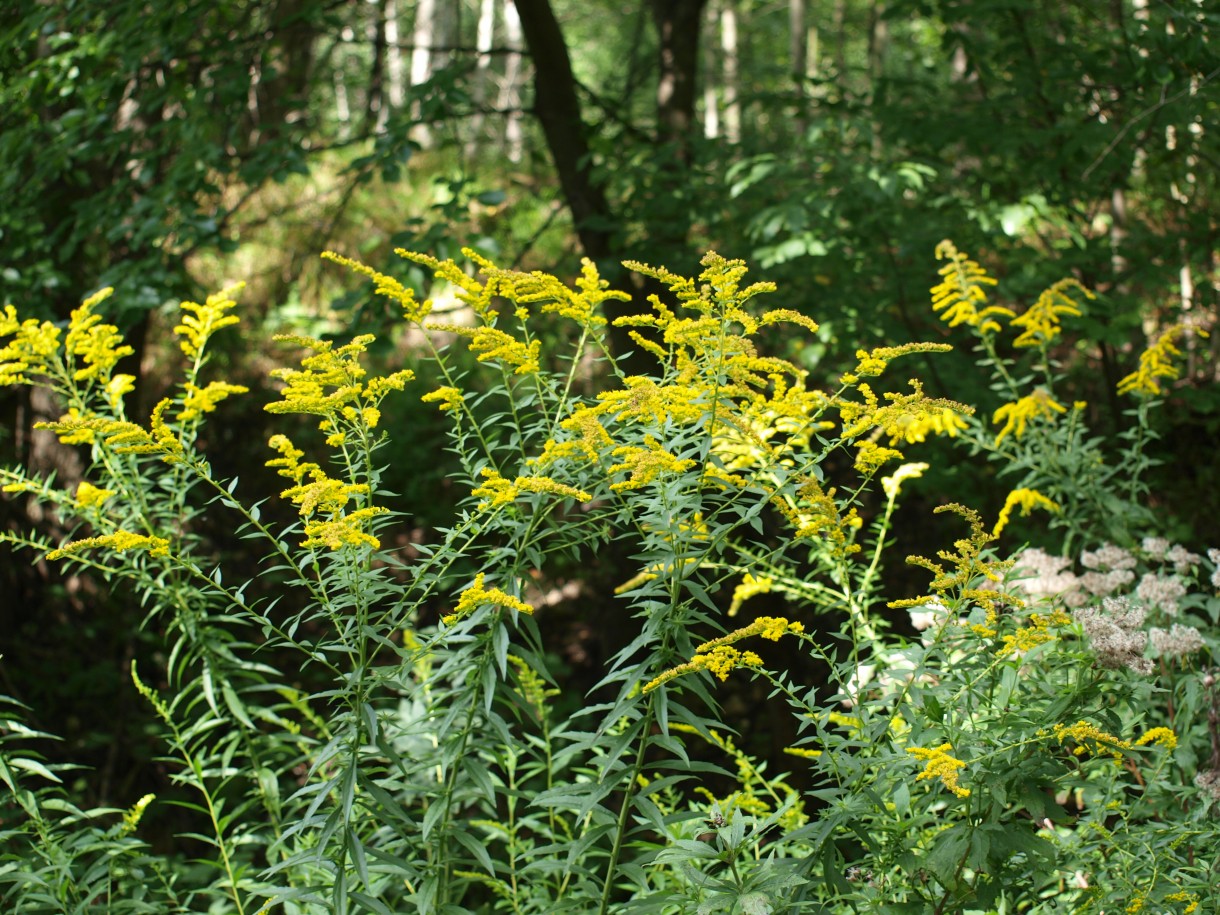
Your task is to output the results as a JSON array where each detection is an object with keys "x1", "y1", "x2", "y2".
[
  {"x1": 1, "y1": 245, "x2": 1218, "y2": 912},
  {"x1": 1, "y1": 1, "x2": 1218, "y2": 910}
]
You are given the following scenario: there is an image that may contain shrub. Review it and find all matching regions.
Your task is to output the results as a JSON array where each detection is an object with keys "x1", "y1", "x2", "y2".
[{"x1": 1, "y1": 245, "x2": 1216, "y2": 913}]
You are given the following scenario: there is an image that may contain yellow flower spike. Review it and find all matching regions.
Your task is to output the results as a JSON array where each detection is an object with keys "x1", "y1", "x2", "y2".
[
  {"x1": 854, "y1": 440, "x2": 904, "y2": 473},
  {"x1": 0, "y1": 309, "x2": 62, "y2": 385},
  {"x1": 881, "y1": 462, "x2": 929, "y2": 500},
  {"x1": 759, "y1": 309, "x2": 819, "y2": 334},
  {"x1": 178, "y1": 381, "x2": 249, "y2": 423},
  {"x1": 607, "y1": 438, "x2": 697, "y2": 492},
  {"x1": 931, "y1": 241, "x2": 1011, "y2": 330},
  {"x1": 1117, "y1": 324, "x2": 1204, "y2": 398},
  {"x1": 175, "y1": 284, "x2": 243, "y2": 360},
  {"x1": 906, "y1": 742, "x2": 971, "y2": 797},
  {"x1": 614, "y1": 570, "x2": 659, "y2": 594},
  {"x1": 118, "y1": 793, "x2": 155, "y2": 838},
  {"x1": 471, "y1": 468, "x2": 519, "y2": 511},
  {"x1": 1010, "y1": 277, "x2": 1092, "y2": 348},
  {"x1": 422, "y1": 386, "x2": 464, "y2": 412},
  {"x1": 300, "y1": 506, "x2": 388, "y2": 551},
  {"x1": 727, "y1": 573, "x2": 773, "y2": 617},
  {"x1": 64, "y1": 289, "x2": 134, "y2": 383},
  {"x1": 48, "y1": 530, "x2": 171, "y2": 561},
  {"x1": 992, "y1": 389, "x2": 1066, "y2": 445},
  {"x1": 1045, "y1": 721, "x2": 1130, "y2": 763},
  {"x1": 281, "y1": 477, "x2": 371, "y2": 518},
  {"x1": 445, "y1": 573, "x2": 534, "y2": 625},
  {"x1": 992, "y1": 487, "x2": 1060, "y2": 538},
  {"x1": 322, "y1": 251, "x2": 433, "y2": 324},
  {"x1": 1134, "y1": 727, "x2": 1177, "y2": 751},
  {"x1": 425, "y1": 322, "x2": 541, "y2": 375},
  {"x1": 74, "y1": 481, "x2": 116, "y2": 509}
]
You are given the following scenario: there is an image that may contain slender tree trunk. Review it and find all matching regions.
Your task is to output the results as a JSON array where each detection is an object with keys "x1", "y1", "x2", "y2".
[
  {"x1": 719, "y1": 0, "x2": 740, "y2": 143},
  {"x1": 499, "y1": 0, "x2": 525, "y2": 163},
  {"x1": 410, "y1": 0, "x2": 436, "y2": 146},
  {"x1": 386, "y1": 0, "x2": 405, "y2": 111},
  {"x1": 468, "y1": 0, "x2": 498, "y2": 155},
  {"x1": 650, "y1": 0, "x2": 708, "y2": 163},
  {"x1": 790, "y1": 0, "x2": 808, "y2": 134},
  {"x1": 702, "y1": 1, "x2": 720, "y2": 139}
]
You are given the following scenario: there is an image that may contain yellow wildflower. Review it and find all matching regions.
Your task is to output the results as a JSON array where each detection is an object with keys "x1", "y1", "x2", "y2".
[
  {"x1": 48, "y1": 530, "x2": 171, "y2": 561},
  {"x1": 444, "y1": 573, "x2": 534, "y2": 625},
  {"x1": 300, "y1": 506, "x2": 388, "y2": 551},
  {"x1": 931, "y1": 241, "x2": 1012, "y2": 331},
  {"x1": 854, "y1": 440, "x2": 904, "y2": 473},
  {"x1": 727, "y1": 573, "x2": 773, "y2": 617},
  {"x1": 881, "y1": 462, "x2": 929, "y2": 500},
  {"x1": 74, "y1": 481, "x2": 116, "y2": 509},
  {"x1": 759, "y1": 309, "x2": 819, "y2": 334},
  {"x1": 65, "y1": 289, "x2": 134, "y2": 383},
  {"x1": 119, "y1": 794, "x2": 155, "y2": 838},
  {"x1": 1116, "y1": 324, "x2": 1200, "y2": 398},
  {"x1": 993, "y1": 488, "x2": 1060, "y2": 538},
  {"x1": 427, "y1": 322, "x2": 541, "y2": 375},
  {"x1": 179, "y1": 380, "x2": 249, "y2": 423},
  {"x1": 1045, "y1": 721, "x2": 1130, "y2": 762},
  {"x1": 887, "y1": 407, "x2": 968, "y2": 444},
  {"x1": 643, "y1": 645, "x2": 763, "y2": 692},
  {"x1": 1134, "y1": 727, "x2": 1177, "y2": 750},
  {"x1": 607, "y1": 438, "x2": 697, "y2": 492},
  {"x1": 992, "y1": 389, "x2": 1066, "y2": 445},
  {"x1": 0, "y1": 309, "x2": 61, "y2": 385},
  {"x1": 105, "y1": 374, "x2": 136, "y2": 411},
  {"x1": 321, "y1": 251, "x2": 433, "y2": 324},
  {"x1": 996, "y1": 609, "x2": 1069, "y2": 658},
  {"x1": 175, "y1": 284, "x2": 243, "y2": 361},
  {"x1": 1010, "y1": 278, "x2": 1092, "y2": 348},
  {"x1": 421, "y1": 386, "x2": 464, "y2": 411},
  {"x1": 281, "y1": 478, "x2": 371, "y2": 518},
  {"x1": 907, "y1": 742, "x2": 970, "y2": 797},
  {"x1": 697, "y1": 616, "x2": 804, "y2": 653}
]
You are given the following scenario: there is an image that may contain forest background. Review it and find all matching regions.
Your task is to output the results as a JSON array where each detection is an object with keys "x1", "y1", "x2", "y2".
[{"x1": 1, "y1": 0, "x2": 1219, "y2": 896}]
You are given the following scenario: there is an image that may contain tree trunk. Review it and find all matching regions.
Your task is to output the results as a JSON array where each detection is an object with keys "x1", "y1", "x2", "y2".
[
  {"x1": 651, "y1": 0, "x2": 708, "y2": 163},
  {"x1": 410, "y1": 0, "x2": 436, "y2": 146},
  {"x1": 499, "y1": 0, "x2": 525, "y2": 163},
  {"x1": 719, "y1": 0, "x2": 740, "y2": 144}
]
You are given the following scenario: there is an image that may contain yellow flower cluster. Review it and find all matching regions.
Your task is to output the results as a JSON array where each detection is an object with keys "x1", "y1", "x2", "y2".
[
  {"x1": 1117, "y1": 324, "x2": 1196, "y2": 398},
  {"x1": 931, "y1": 241, "x2": 1010, "y2": 332},
  {"x1": 1043, "y1": 720, "x2": 1130, "y2": 762},
  {"x1": 1133, "y1": 727, "x2": 1177, "y2": 750},
  {"x1": 887, "y1": 407, "x2": 969, "y2": 445},
  {"x1": 996, "y1": 609, "x2": 1070, "y2": 658},
  {"x1": 265, "y1": 334, "x2": 413, "y2": 426},
  {"x1": 421, "y1": 386, "x2": 464, "y2": 411},
  {"x1": 992, "y1": 389, "x2": 1066, "y2": 445},
  {"x1": 119, "y1": 793, "x2": 156, "y2": 838},
  {"x1": 174, "y1": 284, "x2": 243, "y2": 361},
  {"x1": 443, "y1": 572, "x2": 534, "y2": 625},
  {"x1": 881, "y1": 462, "x2": 929, "y2": 500},
  {"x1": 890, "y1": 503, "x2": 1021, "y2": 628},
  {"x1": 40, "y1": 400, "x2": 187, "y2": 461},
  {"x1": 74, "y1": 480, "x2": 116, "y2": 509},
  {"x1": 1010, "y1": 278, "x2": 1092, "y2": 348},
  {"x1": 906, "y1": 742, "x2": 970, "y2": 797},
  {"x1": 1, "y1": 287, "x2": 134, "y2": 390},
  {"x1": 48, "y1": 530, "x2": 171, "y2": 561},
  {"x1": 727, "y1": 572, "x2": 773, "y2": 617},
  {"x1": 992, "y1": 487, "x2": 1060, "y2": 538},
  {"x1": 470, "y1": 468, "x2": 591, "y2": 512},
  {"x1": 607, "y1": 439, "x2": 698, "y2": 492},
  {"x1": 644, "y1": 616, "x2": 803, "y2": 692},
  {"x1": 265, "y1": 434, "x2": 388, "y2": 550},
  {"x1": 643, "y1": 645, "x2": 764, "y2": 692},
  {"x1": 179, "y1": 380, "x2": 250, "y2": 423},
  {"x1": 427, "y1": 322, "x2": 541, "y2": 376},
  {"x1": 320, "y1": 251, "x2": 433, "y2": 324}
]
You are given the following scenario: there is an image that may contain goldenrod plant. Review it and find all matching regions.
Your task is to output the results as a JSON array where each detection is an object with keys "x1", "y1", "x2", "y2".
[{"x1": 0, "y1": 246, "x2": 1215, "y2": 913}]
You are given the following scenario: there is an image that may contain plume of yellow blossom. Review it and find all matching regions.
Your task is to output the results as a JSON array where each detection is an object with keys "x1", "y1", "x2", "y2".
[
  {"x1": 175, "y1": 284, "x2": 243, "y2": 361},
  {"x1": 881, "y1": 462, "x2": 929, "y2": 500},
  {"x1": 425, "y1": 322, "x2": 541, "y2": 376},
  {"x1": 931, "y1": 241, "x2": 1011, "y2": 332},
  {"x1": 48, "y1": 530, "x2": 171, "y2": 561},
  {"x1": 74, "y1": 480, "x2": 116, "y2": 509},
  {"x1": 642, "y1": 645, "x2": 764, "y2": 692},
  {"x1": 993, "y1": 488, "x2": 1060, "y2": 538},
  {"x1": 321, "y1": 251, "x2": 433, "y2": 324},
  {"x1": 1116, "y1": 324, "x2": 1203, "y2": 397},
  {"x1": 1010, "y1": 278, "x2": 1092, "y2": 348},
  {"x1": 1043, "y1": 721, "x2": 1130, "y2": 763},
  {"x1": 443, "y1": 573, "x2": 534, "y2": 625},
  {"x1": 727, "y1": 573, "x2": 773, "y2": 617},
  {"x1": 179, "y1": 381, "x2": 249, "y2": 423},
  {"x1": 992, "y1": 389, "x2": 1066, "y2": 445},
  {"x1": 607, "y1": 438, "x2": 697, "y2": 492},
  {"x1": 907, "y1": 742, "x2": 971, "y2": 797},
  {"x1": 65, "y1": 288, "x2": 134, "y2": 383}
]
